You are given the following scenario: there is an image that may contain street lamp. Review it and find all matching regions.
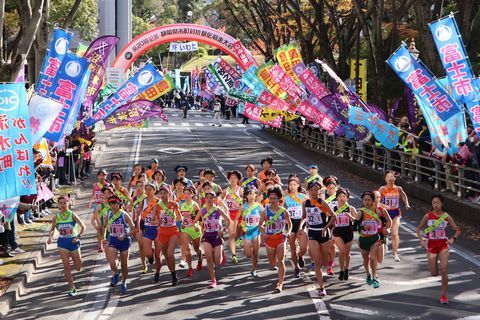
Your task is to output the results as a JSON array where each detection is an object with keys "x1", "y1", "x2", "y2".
[{"x1": 408, "y1": 38, "x2": 420, "y2": 60}]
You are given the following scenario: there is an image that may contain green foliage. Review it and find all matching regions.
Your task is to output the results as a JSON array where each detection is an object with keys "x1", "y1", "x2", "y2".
[
  {"x1": 50, "y1": 0, "x2": 99, "y2": 41},
  {"x1": 133, "y1": 0, "x2": 177, "y2": 25}
]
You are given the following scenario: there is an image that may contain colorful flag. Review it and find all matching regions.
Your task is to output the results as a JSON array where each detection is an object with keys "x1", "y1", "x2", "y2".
[
  {"x1": 243, "y1": 103, "x2": 282, "y2": 128},
  {"x1": 255, "y1": 62, "x2": 288, "y2": 100},
  {"x1": 43, "y1": 53, "x2": 90, "y2": 142},
  {"x1": 64, "y1": 69, "x2": 91, "y2": 136},
  {"x1": 269, "y1": 64, "x2": 304, "y2": 99},
  {"x1": 231, "y1": 40, "x2": 257, "y2": 70},
  {"x1": 192, "y1": 67, "x2": 200, "y2": 96},
  {"x1": 297, "y1": 100, "x2": 339, "y2": 133},
  {"x1": 136, "y1": 74, "x2": 175, "y2": 101},
  {"x1": 83, "y1": 63, "x2": 163, "y2": 127},
  {"x1": 387, "y1": 43, "x2": 462, "y2": 121},
  {"x1": 33, "y1": 138, "x2": 53, "y2": 166},
  {"x1": 36, "y1": 29, "x2": 72, "y2": 96},
  {"x1": 103, "y1": 100, "x2": 167, "y2": 130},
  {"x1": 0, "y1": 84, "x2": 37, "y2": 200},
  {"x1": 76, "y1": 43, "x2": 88, "y2": 57},
  {"x1": 388, "y1": 98, "x2": 401, "y2": 122},
  {"x1": 81, "y1": 35, "x2": 120, "y2": 117},
  {"x1": 0, "y1": 197, "x2": 20, "y2": 223},
  {"x1": 293, "y1": 63, "x2": 329, "y2": 100},
  {"x1": 275, "y1": 45, "x2": 301, "y2": 84},
  {"x1": 28, "y1": 94, "x2": 63, "y2": 144},
  {"x1": 208, "y1": 58, "x2": 242, "y2": 91}
]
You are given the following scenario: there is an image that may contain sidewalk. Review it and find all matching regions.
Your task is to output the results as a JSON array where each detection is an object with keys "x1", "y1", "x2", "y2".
[{"x1": 0, "y1": 136, "x2": 108, "y2": 316}]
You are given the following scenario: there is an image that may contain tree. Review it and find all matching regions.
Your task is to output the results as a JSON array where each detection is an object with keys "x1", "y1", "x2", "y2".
[{"x1": 0, "y1": 0, "x2": 47, "y2": 82}]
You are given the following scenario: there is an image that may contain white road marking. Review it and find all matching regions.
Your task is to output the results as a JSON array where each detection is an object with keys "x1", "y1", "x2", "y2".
[
  {"x1": 348, "y1": 271, "x2": 475, "y2": 286},
  {"x1": 329, "y1": 304, "x2": 380, "y2": 316},
  {"x1": 181, "y1": 123, "x2": 189, "y2": 126},
  {"x1": 223, "y1": 123, "x2": 232, "y2": 127},
  {"x1": 168, "y1": 122, "x2": 176, "y2": 126},
  {"x1": 236, "y1": 124, "x2": 246, "y2": 127},
  {"x1": 194, "y1": 123, "x2": 204, "y2": 127},
  {"x1": 455, "y1": 315, "x2": 480, "y2": 320}
]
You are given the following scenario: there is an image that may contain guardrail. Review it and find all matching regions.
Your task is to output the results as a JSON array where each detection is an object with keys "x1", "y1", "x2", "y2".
[{"x1": 271, "y1": 121, "x2": 480, "y2": 200}]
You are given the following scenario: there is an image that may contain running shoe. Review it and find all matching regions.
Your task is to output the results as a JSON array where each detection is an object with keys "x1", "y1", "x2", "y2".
[
  {"x1": 235, "y1": 239, "x2": 243, "y2": 247},
  {"x1": 97, "y1": 246, "x2": 103, "y2": 253},
  {"x1": 221, "y1": 251, "x2": 227, "y2": 265},
  {"x1": 393, "y1": 254, "x2": 401, "y2": 262},
  {"x1": 373, "y1": 278, "x2": 380, "y2": 289},
  {"x1": 186, "y1": 268, "x2": 194, "y2": 277},
  {"x1": 231, "y1": 255, "x2": 238, "y2": 264},
  {"x1": 294, "y1": 268, "x2": 300, "y2": 278},
  {"x1": 171, "y1": 274, "x2": 179, "y2": 286},
  {"x1": 440, "y1": 295, "x2": 449, "y2": 304},
  {"x1": 366, "y1": 274, "x2": 373, "y2": 286},
  {"x1": 274, "y1": 286, "x2": 283, "y2": 293},
  {"x1": 110, "y1": 271, "x2": 120, "y2": 287},
  {"x1": 271, "y1": 266, "x2": 279, "y2": 271},
  {"x1": 298, "y1": 256, "x2": 305, "y2": 268},
  {"x1": 196, "y1": 259, "x2": 203, "y2": 271},
  {"x1": 179, "y1": 260, "x2": 186, "y2": 269},
  {"x1": 251, "y1": 270, "x2": 258, "y2": 278},
  {"x1": 68, "y1": 287, "x2": 77, "y2": 297},
  {"x1": 148, "y1": 256, "x2": 154, "y2": 265},
  {"x1": 154, "y1": 273, "x2": 160, "y2": 283},
  {"x1": 11, "y1": 247, "x2": 25, "y2": 254},
  {"x1": 338, "y1": 271, "x2": 345, "y2": 281},
  {"x1": 327, "y1": 266, "x2": 334, "y2": 276},
  {"x1": 141, "y1": 265, "x2": 148, "y2": 274},
  {"x1": 318, "y1": 288, "x2": 327, "y2": 298},
  {"x1": 209, "y1": 279, "x2": 217, "y2": 288},
  {"x1": 120, "y1": 283, "x2": 127, "y2": 294},
  {"x1": 344, "y1": 269, "x2": 349, "y2": 280}
]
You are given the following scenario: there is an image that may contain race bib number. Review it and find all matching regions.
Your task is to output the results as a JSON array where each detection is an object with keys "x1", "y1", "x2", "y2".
[
  {"x1": 429, "y1": 229, "x2": 447, "y2": 240},
  {"x1": 160, "y1": 212, "x2": 175, "y2": 227},
  {"x1": 335, "y1": 214, "x2": 350, "y2": 227},
  {"x1": 58, "y1": 224, "x2": 73, "y2": 237},
  {"x1": 244, "y1": 215, "x2": 260, "y2": 227},
  {"x1": 183, "y1": 217, "x2": 194, "y2": 227},
  {"x1": 267, "y1": 221, "x2": 285, "y2": 234},
  {"x1": 288, "y1": 206, "x2": 302, "y2": 219},
  {"x1": 144, "y1": 216, "x2": 152, "y2": 226},
  {"x1": 204, "y1": 220, "x2": 221, "y2": 232},
  {"x1": 227, "y1": 199, "x2": 239, "y2": 211},
  {"x1": 306, "y1": 208, "x2": 323, "y2": 225},
  {"x1": 361, "y1": 220, "x2": 378, "y2": 235},
  {"x1": 110, "y1": 223, "x2": 125, "y2": 237},
  {"x1": 384, "y1": 196, "x2": 399, "y2": 208}
]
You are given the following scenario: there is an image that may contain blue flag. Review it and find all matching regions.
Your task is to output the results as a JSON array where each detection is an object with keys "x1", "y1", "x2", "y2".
[
  {"x1": 387, "y1": 44, "x2": 462, "y2": 122},
  {"x1": 0, "y1": 84, "x2": 37, "y2": 200},
  {"x1": 43, "y1": 53, "x2": 90, "y2": 142},
  {"x1": 36, "y1": 29, "x2": 72, "y2": 97},
  {"x1": 83, "y1": 63, "x2": 163, "y2": 127}
]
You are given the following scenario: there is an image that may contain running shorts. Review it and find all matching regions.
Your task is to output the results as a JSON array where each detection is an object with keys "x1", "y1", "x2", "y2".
[
  {"x1": 359, "y1": 234, "x2": 380, "y2": 251},
  {"x1": 109, "y1": 237, "x2": 131, "y2": 252},
  {"x1": 201, "y1": 232, "x2": 223, "y2": 248},
  {"x1": 183, "y1": 226, "x2": 202, "y2": 241},
  {"x1": 142, "y1": 225, "x2": 158, "y2": 241},
  {"x1": 265, "y1": 233, "x2": 286, "y2": 249},
  {"x1": 308, "y1": 229, "x2": 331, "y2": 244},
  {"x1": 158, "y1": 226, "x2": 179, "y2": 245},
  {"x1": 57, "y1": 237, "x2": 80, "y2": 252},
  {"x1": 333, "y1": 226, "x2": 354, "y2": 244}
]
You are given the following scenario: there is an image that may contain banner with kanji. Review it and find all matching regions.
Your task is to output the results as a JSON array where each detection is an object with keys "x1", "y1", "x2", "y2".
[
  {"x1": 268, "y1": 63, "x2": 304, "y2": 100},
  {"x1": 103, "y1": 100, "x2": 167, "y2": 130},
  {"x1": 192, "y1": 67, "x2": 200, "y2": 96},
  {"x1": 33, "y1": 138, "x2": 53, "y2": 166},
  {"x1": 255, "y1": 62, "x2": 288, "y2": 100},
  {"x1": 349, "y1": 106, "x2": 399, "y2": 150},
  {"x1": 297, "y1": 100, "x2": 339, "y2": 133},
  {"x1": 243, "y1": 103, "x2": 282, "y2": 128},
  {"x1": 386, "y1": 44, "x2": 462, "y2": 122},
  {"x1": 136, "y1": 74, "x2": 175, "y2": 101},
  {"x1": 64, "y1": 69, "x2": 91, "y2": 137},
  {"x1": 208, "y1": 58, "x2": 241, "y2": 91},
  {"x1": 275, "y1": 45, "x2": 302, "y2": 84},
  {"x1": 0, "y1": 196, "x2": 20, "y2": 223},
  {"x1": 81, "y1": 35, "x2": 119, "y2": 117},
  {"x1": 293, "y1": 62, "x2": 329, "y2": 100},
  {"x1": 28, "y1": 94, "x2": 63, "y2": 144},
  {"x1": 83, "y1": 63, "x2": 163, "y2": 127},
  {"x1": 0, "y1": 84, "x2": 37, "y2": 200},
  {"x1": 36, "y1": 28, "x2": 72, "y2": 96},
  {"x1": 43, "y1": 53, "x2": 90, "y2": 142}
]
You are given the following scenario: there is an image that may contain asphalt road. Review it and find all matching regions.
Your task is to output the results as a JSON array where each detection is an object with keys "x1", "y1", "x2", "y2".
[{"x1": 7, "y1": 109, "x2": 480, "y2": 320}]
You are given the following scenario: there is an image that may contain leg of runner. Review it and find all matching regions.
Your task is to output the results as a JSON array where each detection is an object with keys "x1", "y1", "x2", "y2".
[
  {"x1": 136, "y1": 231, "x2": 147, "y2": 273},
  {"x1": 370, "y1": 242, "x2": 380, "y2": 288},
  {"x1": 276, "y1": 242, "x2": 286, "y2": 292},
  {"x1": 167, "y1": 235, "x2": 179, "y2": 286},
  {"x1": 252, "y1": 236, "x2": 260, "y2": 277},
  {"x1": 344, "y1": 241, "x2": 352, "y2": 280},
  {"x1": 333, "y1": 237, "x2": 346, "y2": 280},
  {"x1": 361, "y1": 249, "x2": 372, "y2": 286},
  {"x1": 438, "y1": 249, "x2": 449, "y2": 302},
  {"x1": 59, "y1": 250, "x2": 75, "y2": 294},
  {"x1": 376, "y1": 239, "x2": 385, "y2": 264},
  {"x1": 108, "y1": 247, "x2": 120, "y2": 286},
  {"x1": 228, "y1": 221, "x2": 237, "y2": 264},
  {"x1": 266, "y1": 246, "x2": 279, "y2": 290},
  {"x1": 193, "y1": 238, "x2": 203, "y2": 271},
  {"x1": 154, "y1": 238, "x2": 162, "y2": 282},
  {"x1": 427, "y1": 252, "x2": 439, "y2": 276},
  {"x1": 203, "y1": 242, "x2": 216, "y2": 287},
  {"x1": 297, "y1": 229, "x2": 308, "y2": 268},
  {"x1": 391, "y1": 216, "x2": 401, "y2": 261},
  {"x1": 288, "y1": 233, "x2": 299, "y2": 275},
  {"x1": 119, "y1": 248, "x2": 130, "y2": 293},
  {"x1": 327, "y1": 240, "x2": 335, "y2": 275},
  {"x1": 182, "y1": 232, "x2": 193, "y2": 276},
  {"x1": 309, "y1": 240, "x2": 326, "y2": 297},
  {"x1": 143, "y1": 238, "x2": 154, "y2": 265}
]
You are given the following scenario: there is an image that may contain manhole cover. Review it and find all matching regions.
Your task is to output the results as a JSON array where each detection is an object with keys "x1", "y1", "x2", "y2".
[{"x1": 158, "y1": 147, "x2": 189, "y2": 154}]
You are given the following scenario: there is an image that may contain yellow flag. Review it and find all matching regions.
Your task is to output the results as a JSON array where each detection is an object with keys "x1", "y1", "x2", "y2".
[
  {"x1": 33, "y1": 138, "x2": 52, "y2": 166},
  {"x1": 260, "y1": 108, "x2": 282, "y2": 121},
  {"x1": 78, "y1": 137, "x2": 92, "y2": 147},
  {"x1": 281, "y1": 111, "x2": 298, "y2": 122}
]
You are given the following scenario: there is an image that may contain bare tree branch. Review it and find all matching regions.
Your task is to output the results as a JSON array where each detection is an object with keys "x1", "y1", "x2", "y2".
[{"x1": 62, "y1": 0, "x2": 83, "y2": 30}]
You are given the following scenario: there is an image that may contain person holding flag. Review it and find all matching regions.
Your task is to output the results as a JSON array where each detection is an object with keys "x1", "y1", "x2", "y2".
[{"x1": 416, "y1": 195, "x2": 461, "y2": 304}]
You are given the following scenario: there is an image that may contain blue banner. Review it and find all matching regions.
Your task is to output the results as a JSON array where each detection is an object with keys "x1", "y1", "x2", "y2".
[
  {"x1": 429, "y1": 15, "x2": 478, "y2": 104},
  {"x1": 387, "y1": 44, "x2": 462, "y2": 121},
  {"x1": 43, "y1": 53, "x2": 90, "y2": 142},
  {"x1": 65, "y1": 69, "x2": 91, "y2": 136},
  {"x1": 36, "y1": 29, "x2": 72, "y2": 96},
  {"x1": 0, "y1": 84, "x2": 37, "y2": 200},
  {"x1": 349, "y1": 106, "x2": 399, "y2": 150},
  {"x1": 83, "y1": 63, "x2": 163, "y2": 127}
]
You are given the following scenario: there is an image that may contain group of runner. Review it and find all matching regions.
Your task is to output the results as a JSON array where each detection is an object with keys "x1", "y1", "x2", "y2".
[{"x1": 47, "y1": 157, "x2": 461, "y2": 304}]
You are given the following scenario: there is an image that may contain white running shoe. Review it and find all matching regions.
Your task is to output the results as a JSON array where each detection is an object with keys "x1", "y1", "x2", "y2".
[
  {"x1": 12, "y1": 247, "x2": 26, "y2": 254},
  {"x1": 393, "y1": 254, "x2": 401, "y2": 262}
]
